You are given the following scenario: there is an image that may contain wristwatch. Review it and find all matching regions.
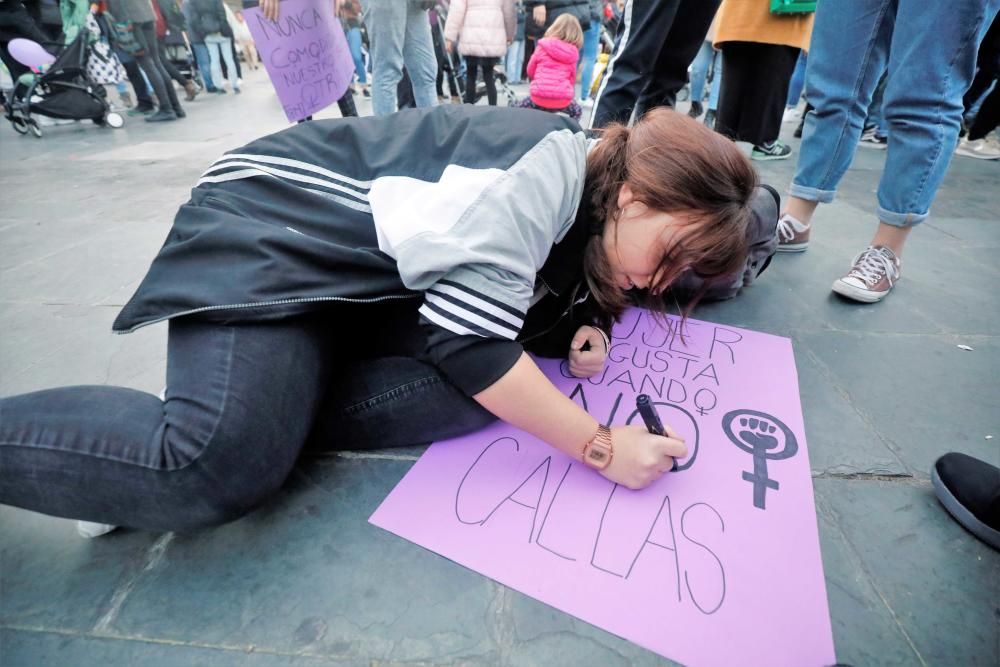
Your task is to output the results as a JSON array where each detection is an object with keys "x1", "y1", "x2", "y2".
[{"x1": 583, "y1": 425, "x2": 614, "y2": 470}]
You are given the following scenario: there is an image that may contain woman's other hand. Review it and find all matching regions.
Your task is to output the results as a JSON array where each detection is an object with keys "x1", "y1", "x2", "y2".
[
  {"x1": 260, "y1": 0, "x2": 280, "y2": 22},
  {"x1": 568, "y1": 325, "x2": 608, "y2": 378},
  {"x1": 601, "y1": 425, "x2": 687, "y2": 490}
]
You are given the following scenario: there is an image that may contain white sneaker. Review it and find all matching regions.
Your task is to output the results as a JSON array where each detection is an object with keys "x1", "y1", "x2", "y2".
[
  {"x1": 77, "y1": 521, "x2": 118, "y2": 538},
  {"x1": 955, "y1": 136, "x2": 1000, "y2": 160},
  {"x1": 782, "y1": 107, "x2": 802, "y2": 123}
]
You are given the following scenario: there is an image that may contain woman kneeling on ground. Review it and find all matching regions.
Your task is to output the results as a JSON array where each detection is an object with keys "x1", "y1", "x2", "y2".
[{"x1": 0, "y1": 106, "x2": 757, "y2": 534}]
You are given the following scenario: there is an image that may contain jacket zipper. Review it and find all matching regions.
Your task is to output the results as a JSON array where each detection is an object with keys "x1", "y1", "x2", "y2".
[{"x1": 114, "y1": 293, "x2": 420, "y2": 334}]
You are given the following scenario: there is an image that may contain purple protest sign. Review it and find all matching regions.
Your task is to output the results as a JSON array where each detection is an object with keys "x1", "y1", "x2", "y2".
[
  {"x1": 244, "y1": 0, "x2": 354, "y2": 122},
  {"x1": 370, "y1": 310, "x2": 836, "y2": 667}
]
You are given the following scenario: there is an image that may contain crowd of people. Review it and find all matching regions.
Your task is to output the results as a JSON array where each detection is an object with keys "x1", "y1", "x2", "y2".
[{"x1": 1, "y1": 0, "x2": 998, "y2": 552}]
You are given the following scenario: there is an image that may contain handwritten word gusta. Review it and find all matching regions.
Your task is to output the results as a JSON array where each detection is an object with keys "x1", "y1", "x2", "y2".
[{"x1": 455, "y1": 437, "x2": 727, "y2": 615}]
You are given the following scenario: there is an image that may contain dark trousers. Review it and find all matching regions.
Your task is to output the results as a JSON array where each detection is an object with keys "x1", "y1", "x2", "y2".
[
  {"x1": 967, "y1": 86, "x2": 999, "y2": 139},
  {"x1": 963, "y1": 15, "x2": 999, "y2": 112},
  {"x1": 157, "y1": 36, "x2": 191, "y2": 86},
  {"x1": 0, "y1": 312, "x2": 494, "y2": 532},
  {"x1": 119, "y1": 51, "x2": 156, "y2": 109},
  {"x1": 464, "y1": 55, "x2": 498, "y2": 105},
  {"x1": 132, "y1": 21, "x2": 182, "y2": 113},
  {"x1": 589, "y1": 0, "x2": 721, "y2": 128},
  {"x1": 717, "y1": 41, "x2": 800, "y2": 146}
]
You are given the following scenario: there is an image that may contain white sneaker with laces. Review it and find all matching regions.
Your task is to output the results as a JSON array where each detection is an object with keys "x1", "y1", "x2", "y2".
[
  {"x1": 955, "y1": 136, "x2": 1000, "y2": 160},
  {"x1": 832, "y1": 246, "x2": 901, "y2": 303}
]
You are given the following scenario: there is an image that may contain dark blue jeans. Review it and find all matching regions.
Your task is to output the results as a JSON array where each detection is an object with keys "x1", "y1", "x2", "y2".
[{"x1": 0, "y1": 314, "x2": 494, "y2": 532}]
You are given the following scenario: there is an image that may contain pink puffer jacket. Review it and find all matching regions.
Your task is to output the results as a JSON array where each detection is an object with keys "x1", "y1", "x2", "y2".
[
  {"x1": 444, "y1": 0, "x2": 516, "y2": 58},
  {"x1": 527, "y1": 37, "x2": 580, "y2": 110}
]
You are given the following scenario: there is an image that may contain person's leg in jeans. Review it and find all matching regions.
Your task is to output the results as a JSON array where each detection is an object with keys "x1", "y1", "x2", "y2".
[
  {"x1": 506, "y1": 38, "x2": 524, "y2": 83},
  {"x1": 785, "y1": 50, "x2": 807, "y2": 109},
  {"x1": 363, "y1": 0, "x2": 407, "y2": 115},
  {"x1": 402, "y1": 1, "x2": 439, "y2": 108},
  {"x1": 688, "y1": 39, "x2": 713, "y2": 117},
  {"x1": 217, "y1": 35, "x2": 240, "y2": 92},
  {"x1": 464, "y1": 55, "x2": 480, "y2": 104},
  {"x1": 861, "y1": 72, "x2": 889, "y2": 139},
  {"x1": 347, "y1": 26, "x2": 367, "y2": 86},
  {"x1": 786, "y1": 0, "x2": 999, "y2": 300},
  {"x1": 579, "y1": 20, "x2": 600, "y2": 101},
  {"x1": 132, "y1": 21, "x2": 180, "y2": 117},
  {"x1": 0, "y1": 316, "x2": 334, "y2": 532},
  {"x1": 706, "y1": 48, "x2": 722, "y2": 112},
  {"x1": 191, "y1": 42, "x2": 216, "y2": 92},
  {"x1": 204, "y1": 35, "x2": 226, "y2": 92}
]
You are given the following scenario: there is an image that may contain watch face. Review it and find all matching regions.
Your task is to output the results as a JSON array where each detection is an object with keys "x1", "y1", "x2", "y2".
[{"x1": 585, "y1": 443, "x2": 612, "y2": 469}]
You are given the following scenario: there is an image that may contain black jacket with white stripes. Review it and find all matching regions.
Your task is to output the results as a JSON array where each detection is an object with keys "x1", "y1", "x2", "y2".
[{"x1": 113, "y1": 106, "x2": 605, "y2": 395}]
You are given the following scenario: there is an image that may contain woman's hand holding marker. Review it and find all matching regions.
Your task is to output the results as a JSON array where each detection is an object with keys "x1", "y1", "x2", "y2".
[
  {"x1": 602, "y1": 424, "x2": 688, "y2": 490},
  {"x1": 568, "y1": 325, "x2": 609, "y2": 378}
]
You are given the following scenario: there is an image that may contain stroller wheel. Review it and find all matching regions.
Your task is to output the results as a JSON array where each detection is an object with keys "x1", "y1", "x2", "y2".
[
  {"x1": 27, "y1": 118, "x2": 42, "y2": 138},
  {"x1": 104, "y1": 112, "x2": 125, "y2": 129},
  {"x1": 11, "y1": 116, "x2": 29, "y2": 135}
]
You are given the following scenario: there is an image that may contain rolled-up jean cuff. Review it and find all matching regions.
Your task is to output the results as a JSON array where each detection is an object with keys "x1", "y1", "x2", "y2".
[
  {"x1": 789, "y1": 182, "x2": 836, "y2": 203},
  {"x1": 876, "y1": 205, "x2": 926, "y2": 227}
]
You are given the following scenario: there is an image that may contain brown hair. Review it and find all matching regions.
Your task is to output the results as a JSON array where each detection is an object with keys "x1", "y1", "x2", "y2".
[
  {"x1": 584, "y1": 108, "x2": 758, "y2": 328},
  {"x1": 545, "y1": 13, "x2": 584, "y2": 48}
]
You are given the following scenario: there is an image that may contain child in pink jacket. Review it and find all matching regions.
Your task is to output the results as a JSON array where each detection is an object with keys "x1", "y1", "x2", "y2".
[{"x1": 518, "y1": 13, "x2": 584, "y2": 119}]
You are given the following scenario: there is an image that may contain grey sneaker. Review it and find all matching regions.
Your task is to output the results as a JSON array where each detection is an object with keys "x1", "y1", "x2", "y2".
[
  {"x1": 832, "y1": 246, "x2": 901, "y2": 303},
  {"x1": 751, "y1": 140, "x2": 792, "y2": 161},
  {"x1": 776, "y1": 213, "x2": 811, "y2": 252}
]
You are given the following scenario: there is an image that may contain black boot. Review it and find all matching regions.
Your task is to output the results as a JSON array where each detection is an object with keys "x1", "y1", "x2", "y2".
[{"x1": 688, "y1": 100, "x2": 703, "y2": 119}]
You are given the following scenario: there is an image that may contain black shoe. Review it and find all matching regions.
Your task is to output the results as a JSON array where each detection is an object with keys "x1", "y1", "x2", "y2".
[
  {"x1": 688, "y1": 100, "x2": 703, "y2": 119},
  {"x1": 145, "y1": 109, "x2": 178, "y2": 122},
  {"x1": 128, "y1": 105, "x2": 155, "y2": 117},
  {"x1": 174, "y1": 107, "x2": 186, "y2": 119},
  {"x1": 703, "y1": 109, "x2": 716, "y2": 130},
  {"x1": 932, "y1": 452, "x2": 1000, "y2": 550},
  {"x1": 794, "y1": 115, "x2": 806, "y2": 138}
]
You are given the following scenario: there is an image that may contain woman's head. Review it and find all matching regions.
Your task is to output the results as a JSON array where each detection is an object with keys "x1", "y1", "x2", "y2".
[
  {"x1": 545, "y1": 13, "x2": 584, "y2": 48},
  {"x1": 584, "y1": 108, "x2": 758, "y2": 322}
]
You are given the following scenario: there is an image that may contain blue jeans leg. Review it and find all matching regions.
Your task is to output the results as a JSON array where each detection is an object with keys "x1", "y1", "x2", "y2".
[
  {"x1": 579, "y1": 22, "x2": 601, "y2": 100},
  {"x1": 689, "y1": 39, "x2": 713, "y2": 103},
  {"x1": 707, "y1": 49, "x2": 722, "y2": 110},
  {"x1": 792, "y1": 0, "x2": 999, "y2": 225},
  {"x1": 786, "y1": 50, "x2": 807, "y2": 108},
  {"x1": 876, "y1": 0, "x2": 998, "y2": 225},
  {"x1": 402, "y1": 2, "x2": 439, "y2": 109},
  {"x1": 192, "y1": 42, "x2": 215, "y2": 91},
  {"x1": 347, "y1": 26, "x2": 366, "y2": 84},
  {"x1": 0, "y1": 317, "x2": 333, "y2": 531},
  {"x1": 506, "y1": 39, "x2": 524, "y2": 83},
  {"x1": 365, "y1": 0, "x2": 424, "y2": 115}
]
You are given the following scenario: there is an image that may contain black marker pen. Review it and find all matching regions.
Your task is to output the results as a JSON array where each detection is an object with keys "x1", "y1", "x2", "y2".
[{"x1": 636, "y1": 394, "x2": 679, "y2": 472}]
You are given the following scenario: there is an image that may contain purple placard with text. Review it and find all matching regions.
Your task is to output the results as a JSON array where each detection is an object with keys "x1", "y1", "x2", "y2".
[
  {"x1": 370, "y1": 310, "x2": 836, "y2": 667},
  {"x1": 244, "y1": 0, "x2": 353, "y2": 122}
]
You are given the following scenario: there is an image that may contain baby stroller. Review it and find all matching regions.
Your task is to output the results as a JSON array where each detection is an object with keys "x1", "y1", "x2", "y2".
[
  {"x1": 4, "y1": 32, "x2": 124, "y2": 138},
  {"x1": 162, "y1": 31, "x2": 203, "y2": 90}
]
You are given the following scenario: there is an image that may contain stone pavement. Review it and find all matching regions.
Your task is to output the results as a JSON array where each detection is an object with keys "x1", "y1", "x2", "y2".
[{"x1": 1, "y1": 72, "x2": 998, "y2": 666}]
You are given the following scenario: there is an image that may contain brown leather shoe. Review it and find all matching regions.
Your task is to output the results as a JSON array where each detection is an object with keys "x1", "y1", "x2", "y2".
[{"x1": 184, "y1": 80, "x2": 198, "y2": 101}]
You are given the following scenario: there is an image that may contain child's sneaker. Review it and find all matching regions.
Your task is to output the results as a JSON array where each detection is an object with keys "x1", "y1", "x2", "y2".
[
  {"x1": 776, "y1": 213, "x2": 810, "y2": 252},
  {"x1": 955, "y1": 136, "x2": 1000, "y2": 160},
  {"x1": 77, "y1": 521, "x2": 118, "y2": 538},
  {"x1": 831, "y1": 245, "x2": 901, "y2": 303},
  {"x1": 751, "y1": 140, "x2": 792, "y2": 161}
]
